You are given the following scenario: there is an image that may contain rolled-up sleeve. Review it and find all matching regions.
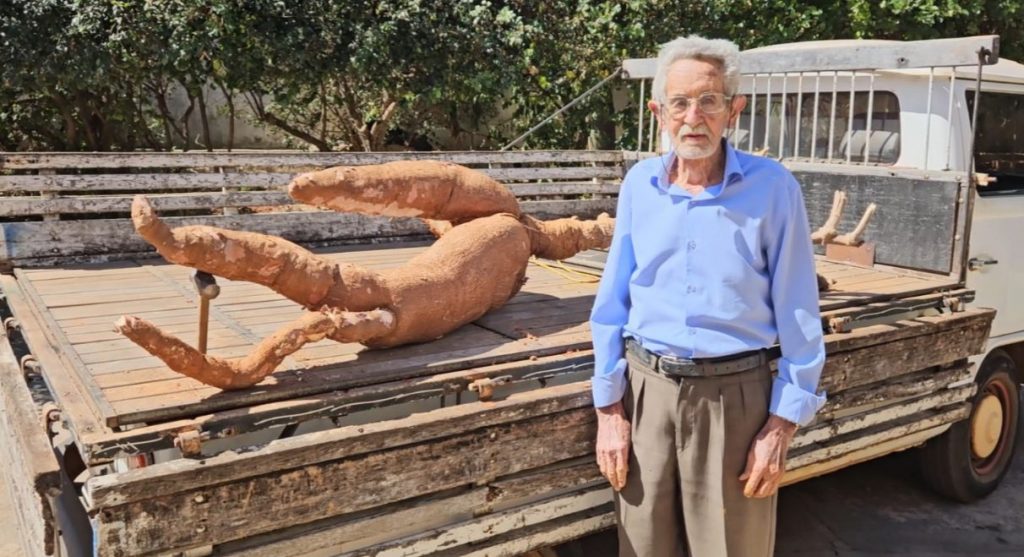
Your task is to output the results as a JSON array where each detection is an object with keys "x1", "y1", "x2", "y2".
[
  {"x1": 766, "y1": 174, "x2": 827, "y2": 426},
  {"x1": 589, "y1": 177, "x2": 636, "y2": 408}
]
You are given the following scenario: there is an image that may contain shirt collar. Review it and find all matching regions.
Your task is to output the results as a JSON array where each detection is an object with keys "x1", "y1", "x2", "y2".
[{"x1": 649, "y1": 139, "x2": 745, "y2": 199}]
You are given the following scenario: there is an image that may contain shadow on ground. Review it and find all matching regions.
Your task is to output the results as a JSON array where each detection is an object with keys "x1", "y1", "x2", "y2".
[{"x1": 556, "y1": 441, "x2": 1024, "y2": 556}]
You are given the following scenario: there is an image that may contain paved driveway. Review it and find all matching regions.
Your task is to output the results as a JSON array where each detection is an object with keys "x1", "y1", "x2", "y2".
[{"x1": 558, "y1": 441, "x2": 1024, "y2": 556}]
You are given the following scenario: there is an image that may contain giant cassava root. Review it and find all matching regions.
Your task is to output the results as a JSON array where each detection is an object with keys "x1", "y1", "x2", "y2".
[{"x1": 116, "y1": 161, "x2": 614, "y2": 389}]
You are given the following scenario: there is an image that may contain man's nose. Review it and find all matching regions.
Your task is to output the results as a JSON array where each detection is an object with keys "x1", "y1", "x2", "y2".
[{"x1": 682, "y1": 102, "x2": 705, "y2": 125}]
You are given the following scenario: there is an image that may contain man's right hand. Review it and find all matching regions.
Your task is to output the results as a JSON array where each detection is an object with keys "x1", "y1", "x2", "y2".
[{"x1": 595, "y1": 400, "x2": 631, "y2": 491}]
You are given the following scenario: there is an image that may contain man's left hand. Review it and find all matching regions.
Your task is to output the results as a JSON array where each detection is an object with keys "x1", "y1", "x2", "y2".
[{"x1": 739, "y1": 414, "x2": 798, "y2": 498}]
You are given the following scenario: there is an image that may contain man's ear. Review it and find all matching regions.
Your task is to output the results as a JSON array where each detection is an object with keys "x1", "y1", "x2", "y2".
[
  {"x1": 647, "y1": 99, "x2": 663, "y2": 128},
  {"x1": 729, "y1": 95, "x2": 748, "y2": 126}
]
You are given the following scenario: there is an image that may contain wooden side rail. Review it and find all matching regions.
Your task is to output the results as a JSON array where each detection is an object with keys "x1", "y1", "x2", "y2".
[{"x1": 0, "y1": 150, "x2": 635, "y2": 267}]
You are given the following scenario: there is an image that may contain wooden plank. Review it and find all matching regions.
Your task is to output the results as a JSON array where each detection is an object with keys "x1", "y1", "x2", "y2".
[
  {"x1": 103, "y1": 331, "x2": 579, "y2": 425},
  {"x1": 621, "y1": 35, "x2": 999, "y2": 78},
  {"x1": 0, "y1": 173, "x2": 620, "y2": 196},
  {"x1": 81, "y1": 352, "x2": 596, "y2": 463},
  {"x1": 12, "y1": 270, "x2": 123, "y2": 425},
  {"x1": 0, "y1": 173, "x2": 618, "y2": 212},
  {"x1": 782, "y1": 425, "x2": 949, "y2": 486},
  {"x1": 217, "y1": 459, "x2": 603, "y2": 557},
  {"x1": 0, "y1": 199, "x2": 614, "y2": 264},
  {"x1": 0, "y1": 315, "x2": 62, "y2": 556},
  {"x1": 436, "y1": 504, "x2": 614, "y2": 557},
  {"x1": 0, "y1": 212, "x2": 429, "y2": 265},
  {"x1": 792, "y1": 383, "x2": 974, "y2": 449},
  {"x1": 88, "y1": 401, "x2": 596, "y2": 554},
  {"x1": 364, "y1": 487, "x2": 611, "y2": 557},
  {"x1": 0, "y1": 275, "x2": 110, "y2": 441},
  {"x1": 819, "y1": 310, "x2": 992, "y2": 393},
  {"x1": 0, "y1": 150, "x2": 626, "y2": 170},
  {"x1": 823, "y1": 308, "x2": 992, "y2": 354},
  {"x1": 86, "y1": 383, "x2": 592, "y2": 506},
  {"x1": 813, "y1": 363, "x2": 971, "y2": 423},
  {"x1": 787, "y1": 404, "x2": 968, "y2": 469}
]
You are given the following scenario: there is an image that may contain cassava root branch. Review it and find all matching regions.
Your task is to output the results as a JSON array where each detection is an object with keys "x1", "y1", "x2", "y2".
[
  {"x1": 115, "y1": 309, "x2": 395, "y2": 389},
  {"x1": 811, "y1": 190, "x2": 847, "y2": 245},
  {"x1": 832, "y1": 202, "x2": 878, "y2": 246},
  {"x1": 122, "y1": 160, "x2": 620, "y2": 390}
]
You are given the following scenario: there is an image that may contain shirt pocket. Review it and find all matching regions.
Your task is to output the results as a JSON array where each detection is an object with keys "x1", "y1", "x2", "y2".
[{"x1": 716, "y1": 206, "x2": 767, "y2": 279}]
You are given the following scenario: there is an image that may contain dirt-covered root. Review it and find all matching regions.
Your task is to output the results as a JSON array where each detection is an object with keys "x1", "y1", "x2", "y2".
[
  {"x1": 811, "y1": 190, "x2": 847, "y2": 245},
  {"x1": 287, "y1": 160, "x2": 521, "y2": 223},
  {"x1": 131, "y1": 196, "x2": 386, "y2": 309},
  {"x1": 115, "y1": 309, "x2": 396, "y2": 390},
  {"x1": 520, "y1": 213, "x2": 616, "y2": 261},
  {"x1": 361, "y1": 213, "x2": 532, "y2": 348},
  {"x1": 421, "y1": 218, "x2": 453, "y2": 238}
]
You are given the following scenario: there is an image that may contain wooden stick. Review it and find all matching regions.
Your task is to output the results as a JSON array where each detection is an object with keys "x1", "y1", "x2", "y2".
[
  {"x1": 833, "y1": 202, "x2": 878, "y2": 246},
  {"x1": 811, "y1": 190, "x2": 847, "y2": 245}
]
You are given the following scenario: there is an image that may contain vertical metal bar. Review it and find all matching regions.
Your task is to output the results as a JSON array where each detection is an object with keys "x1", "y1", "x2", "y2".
[
  {"x1": 811, "y1": 72, "x2": 821, "y2": 162},
  {"x1": 828, "y1": 71, "x2": 838, "y2": 161},
  {"x1": 863, "y1": 73, "x2": 875, "y2": 164},
  {"x1": 778, "y1": 73, "x2": 788, "y2": 159},
  {"x1": 637, "y1": 80, "x2": 645, "y2": 152},
  {"x1": 846, "y1": 71, "x2": 856, "y2": 163},
  {"x1": 764, "y1": 73, "x2": 773, "y2": 152},
  {"x1": 955, "y1": 49, "x2": 991, "y2": 282},
  {"x1": 945, "y1": 70, "x2": 957, "y2": 170},
  {"x1": 794, "y1": 73, "x2": 804, "y2": 157},
  {"x1": 967, "y1": 56, "x2": 986, "y2": 175},
  {"x1": 648, "y1": 89, "x2": 656, "y2": 152},
  {"x1": 924, "y1": 67, "x2": 935, "y2": 169},
  {"x1": 749, "y1": 74, "x2": 758, "y2": 151}
]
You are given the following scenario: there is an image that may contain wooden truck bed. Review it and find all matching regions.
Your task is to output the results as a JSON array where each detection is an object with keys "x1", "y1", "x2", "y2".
[
  {"x1": 0, "y1": 150, "x2": 995, "y2": 556},
  {"x1": 5, "y1": 242, "x2": 964, "y2": 432}
]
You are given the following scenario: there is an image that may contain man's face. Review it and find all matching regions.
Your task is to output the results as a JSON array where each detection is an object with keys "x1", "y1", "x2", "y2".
[{"x1": 648, "y1": 58, "x2": 745, "y2": 161}]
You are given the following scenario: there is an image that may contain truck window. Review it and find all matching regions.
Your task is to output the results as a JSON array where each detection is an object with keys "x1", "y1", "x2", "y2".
[
  {"x1": 732, "y1": 90, "x2": 900, "y2": 165},
  {"x1": 967, "y1": 90, "x2": 1024, "y2": 196}
]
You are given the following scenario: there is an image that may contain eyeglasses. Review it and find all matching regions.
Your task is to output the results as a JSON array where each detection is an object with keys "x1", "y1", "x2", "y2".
[{"x1": 662, "y1": 93, "x2": 732, "y2": 117}]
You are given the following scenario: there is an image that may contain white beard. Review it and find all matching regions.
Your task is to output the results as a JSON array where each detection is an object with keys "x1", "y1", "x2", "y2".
[{"x1": 672, "y1": 124, "x2": 719, "y2": 160}]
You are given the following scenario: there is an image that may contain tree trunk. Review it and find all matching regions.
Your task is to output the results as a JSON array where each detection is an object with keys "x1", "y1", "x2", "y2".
[
  {"x1": 193, "y1": 84, "x2": 213, "y2": 151},
  {"x1": 217, "y1": 82, "x2": 236, "y2": 151}
]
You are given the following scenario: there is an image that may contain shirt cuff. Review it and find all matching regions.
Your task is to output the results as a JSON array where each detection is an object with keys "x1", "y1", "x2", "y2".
[
  {"x1": 769, "y1": 376, "x2": 827, "y2": 427},
  {"x1": 592, "y1": 357, "x2": 628, "y2": 408}
]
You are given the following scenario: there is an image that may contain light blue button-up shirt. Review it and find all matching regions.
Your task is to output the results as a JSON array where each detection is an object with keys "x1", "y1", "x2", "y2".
[{"x1": 589, "y1": 140, "x2": 827, "y2": 426}]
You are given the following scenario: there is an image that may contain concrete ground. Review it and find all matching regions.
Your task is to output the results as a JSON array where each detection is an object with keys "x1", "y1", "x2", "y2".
[
  {"x1": 560, "y1": 441, "x2": 1024, "y2": 556},
  {"x1": 2, "y1": 443, "x2": 1021, "y2": 556}
]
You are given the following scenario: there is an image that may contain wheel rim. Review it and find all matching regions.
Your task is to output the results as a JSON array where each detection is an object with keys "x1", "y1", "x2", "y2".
[{"x1": 971, "y1": 377, "x2": 1014, "y2": 477}]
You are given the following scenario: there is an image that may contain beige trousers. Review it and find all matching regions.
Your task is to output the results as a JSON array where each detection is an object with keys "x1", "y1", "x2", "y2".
[{"x1": 615, "y1": 350, "x2": 776, "y2": 557}]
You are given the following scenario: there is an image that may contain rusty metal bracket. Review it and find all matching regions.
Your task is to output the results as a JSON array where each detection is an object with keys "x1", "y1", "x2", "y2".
[
  {"x1": 827, "y1": 316, "x2": 852, "y2": 334},
  {"x1": 468, "y1": 375, "x2": 513, "y2": 402},
  {"x1": 943, "y1": 296, "x2": 965, "y2": 312}
]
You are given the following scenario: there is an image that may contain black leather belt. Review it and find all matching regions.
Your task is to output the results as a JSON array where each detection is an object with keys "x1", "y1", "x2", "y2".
[{"x1": 625, "y1": 338, "x2": 770, "y2": 378}]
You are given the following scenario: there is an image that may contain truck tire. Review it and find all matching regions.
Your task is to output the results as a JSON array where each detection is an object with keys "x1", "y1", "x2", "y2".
[{"x1": 920, "y1": 349, "x2": 1020, "y2": 502}]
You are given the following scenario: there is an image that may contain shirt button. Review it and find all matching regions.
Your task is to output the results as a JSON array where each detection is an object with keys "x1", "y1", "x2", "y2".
[
  {"x1": 686, "y1": 285, "x2": 696, "y2": 293},
  {"x1": 687, "y1": 240, "x2": 697, "y2": 251},
  {"x1": 689, "y1": 329, "x2": 697, "y2": 336}
]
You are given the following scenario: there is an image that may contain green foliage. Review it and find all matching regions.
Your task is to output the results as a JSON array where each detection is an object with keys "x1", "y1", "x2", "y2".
[{"x1": 1, "y1": 1, "x2": 1022, "y2": 151}]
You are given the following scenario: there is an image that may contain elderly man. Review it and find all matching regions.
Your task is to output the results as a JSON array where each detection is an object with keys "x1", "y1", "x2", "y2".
[{"x1": 590, "y1": 35, "x2": 826, "y2": 557}]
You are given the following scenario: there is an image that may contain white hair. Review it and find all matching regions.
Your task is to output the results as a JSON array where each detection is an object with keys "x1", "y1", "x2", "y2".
[{"x1": 651, "y1": 35, "x2": 741, "y2": 102}]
